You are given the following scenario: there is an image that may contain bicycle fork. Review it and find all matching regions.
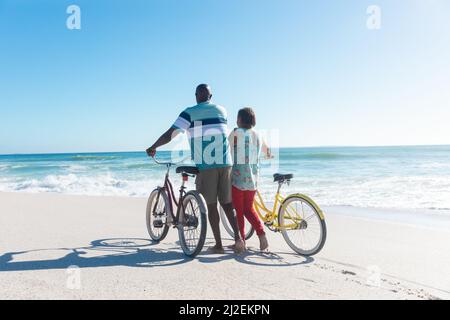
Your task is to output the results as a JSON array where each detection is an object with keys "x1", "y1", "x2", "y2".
[{"x1": 152, "y1": 189, "x2": 166, "y2": 229}]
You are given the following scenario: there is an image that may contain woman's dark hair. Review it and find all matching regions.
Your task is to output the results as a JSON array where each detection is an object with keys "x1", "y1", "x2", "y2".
[{"x1": 238, "y1": 107, "x2": 256, "y2": 129}]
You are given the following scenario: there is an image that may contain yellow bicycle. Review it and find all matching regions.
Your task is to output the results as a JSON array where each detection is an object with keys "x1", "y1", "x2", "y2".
[{"x1": 220, "y1": 173, "x2": 327, "y2": 256}]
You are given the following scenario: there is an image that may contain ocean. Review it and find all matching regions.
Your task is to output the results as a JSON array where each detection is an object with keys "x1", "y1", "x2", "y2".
[{"x1": 0, "y1": 145, "x2": 449, "y2": 211}]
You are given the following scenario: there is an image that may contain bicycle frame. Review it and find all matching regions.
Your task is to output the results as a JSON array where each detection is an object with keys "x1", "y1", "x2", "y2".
[
  {"x1": 154, "y1": 164, "x2": 187, "y2": 225},
  {"x1": 253, "y1": 184, "x2": 305, "y2": 231}
]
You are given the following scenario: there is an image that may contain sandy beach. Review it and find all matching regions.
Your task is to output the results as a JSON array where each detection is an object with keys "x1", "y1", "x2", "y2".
[{"x1": 0, "y1": 191, "x2": 449, "y2": 300}]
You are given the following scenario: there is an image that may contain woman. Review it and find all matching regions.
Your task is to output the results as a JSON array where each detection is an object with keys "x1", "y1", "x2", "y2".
[{"x1": 229, "y1": 107, "x2": 271, "y2": 251}]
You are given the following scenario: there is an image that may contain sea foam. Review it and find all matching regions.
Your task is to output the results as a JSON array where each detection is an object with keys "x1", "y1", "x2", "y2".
[{"x1": 1, "y1": 146, "x2": 450, "y2": 210}]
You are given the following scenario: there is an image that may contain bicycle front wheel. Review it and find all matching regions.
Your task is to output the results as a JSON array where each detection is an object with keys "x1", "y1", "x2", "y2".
[
  {"x1": 146, "y1": 189, "x2": 170, "y2": 242},
  {"x1": 278, "y1": 195, "x2": 327, "y2": 256},
  {"x1": 178, "y1": 191, "x2": 208, "y2": 257},
  {"x1": 219, "y1": 206, "x2": 255, "y2": 240}
]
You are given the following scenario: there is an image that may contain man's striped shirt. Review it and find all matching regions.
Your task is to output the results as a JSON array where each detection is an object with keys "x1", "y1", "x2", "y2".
[{"x1": 172, "y1": 102, "x2": 232, "y2": 170}]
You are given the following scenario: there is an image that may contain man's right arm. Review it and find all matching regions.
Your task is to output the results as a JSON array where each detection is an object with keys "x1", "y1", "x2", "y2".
[
  {"x1": 146, "y1": 110, "x2": 191, "y2": 157},
  {"x1": 146, "y1": 127, "x2": 179, "y2": 157}
]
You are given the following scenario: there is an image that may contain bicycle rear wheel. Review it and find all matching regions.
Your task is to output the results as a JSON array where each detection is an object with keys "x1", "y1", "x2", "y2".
[
  {"x1": 278, "y1": 195, "x2": 327, "y2": 256},
  {"x1": 146, "y1": 189, "x2": 170, "y2": 242},
  {"x1": 219, "y1": 206, "x2": 255, "y2": 240},
  {"x1": 178, "y1": 191, "x2": 208, "y2": 257}
]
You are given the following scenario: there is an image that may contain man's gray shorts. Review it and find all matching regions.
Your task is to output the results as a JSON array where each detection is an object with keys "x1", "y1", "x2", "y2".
[{"x1": 195, "y1": 166, "x2": 232, "y2": 205}]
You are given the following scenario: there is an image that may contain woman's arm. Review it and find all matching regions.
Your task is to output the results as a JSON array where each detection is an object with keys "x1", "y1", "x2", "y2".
[{"x1": 261, "y1": 139, "x2": 273, "y2": 159}]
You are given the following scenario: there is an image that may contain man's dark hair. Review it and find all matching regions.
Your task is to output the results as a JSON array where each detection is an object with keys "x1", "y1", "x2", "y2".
[
  {"x1": 195, "y1": 84, "x2": 212, "y2": 103},
  {"x1": 238, "y1": 107, "x2": 256, "y2": 129}
]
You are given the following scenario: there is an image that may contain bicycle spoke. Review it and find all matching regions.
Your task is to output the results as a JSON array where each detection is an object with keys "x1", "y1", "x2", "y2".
[
  {"x1": 146, "y1": 190, "x2": 170, "y2": 242},
  {"x1": 180, "y1": 195, "x2": 204, "y2": 255},
  {"x1": 280, "y1": 197, "x2": 325, "y2": 255}
]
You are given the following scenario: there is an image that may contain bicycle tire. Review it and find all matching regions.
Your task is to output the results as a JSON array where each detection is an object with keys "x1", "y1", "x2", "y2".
[
  {"x1": 146, "y1": 188, "x2": 170, "y2": 242},
  {"x1": 278, "y1": 194, "x2": 327, "y2": 256},
  {"x1": 178, "y1": 191, "x2": 208, "y2": 257}
]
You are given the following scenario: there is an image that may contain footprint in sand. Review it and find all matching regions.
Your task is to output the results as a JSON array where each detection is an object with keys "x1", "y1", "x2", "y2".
[{"x1": 341, "y1": 270, "x2": 357, "y2": 276}]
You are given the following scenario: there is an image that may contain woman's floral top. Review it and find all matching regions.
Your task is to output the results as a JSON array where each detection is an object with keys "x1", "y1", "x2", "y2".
[{"x1": 229, "y1": 128, "x2": 261, "y2": 191}]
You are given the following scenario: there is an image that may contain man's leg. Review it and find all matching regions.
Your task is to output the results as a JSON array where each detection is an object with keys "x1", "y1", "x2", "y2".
[
  {"x1": 218, "y1": 167, "x2": 241, "y2": 241},
  {"x1": 218, "y1": 167, "x2": 244, "y2": 253},
  {"x1": 220, "y1": 202, "x2": 241, "y2": 242},
  {"x1": 221, "y1": 202, "x2": 245, "y2": 253},
  {"x1": 196, "y1": 169, "x2": 223, "y2": 251},
  {"x1": 207, "y1": 202, "x2": 223, "y2": 249}
]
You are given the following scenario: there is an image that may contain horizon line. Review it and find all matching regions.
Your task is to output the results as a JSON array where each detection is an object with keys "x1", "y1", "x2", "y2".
[{"x1": 1, "y1": 143, "x2": 449, "y2": 156}]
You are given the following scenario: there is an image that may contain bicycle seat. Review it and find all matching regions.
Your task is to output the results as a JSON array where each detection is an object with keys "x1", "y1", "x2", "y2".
[
  {"x1": 176, "y1": 166, "x2": 199, "y2": 175},
  {"x1": 273, "y1": 173, "x2": 293, "y2": 182}
]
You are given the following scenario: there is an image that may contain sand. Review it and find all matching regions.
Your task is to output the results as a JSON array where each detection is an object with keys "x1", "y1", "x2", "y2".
[{"x1": 0, "y1": 192, "x2": 449, "y2": 300}]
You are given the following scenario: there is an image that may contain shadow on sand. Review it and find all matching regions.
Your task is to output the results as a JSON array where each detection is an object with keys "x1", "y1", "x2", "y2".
[{"x1": 0, "y1": 238, "x2": 313, "y2": 272}]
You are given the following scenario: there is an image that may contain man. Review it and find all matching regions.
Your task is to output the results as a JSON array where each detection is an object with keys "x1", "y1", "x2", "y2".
[{"x1": 146, "y1": 84, "x2": 244, "y2": 254}]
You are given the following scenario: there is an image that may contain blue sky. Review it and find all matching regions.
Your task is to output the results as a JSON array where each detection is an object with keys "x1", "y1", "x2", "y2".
[{"x1": 1, "y1": 0, "x2": 449, "y2": 154}]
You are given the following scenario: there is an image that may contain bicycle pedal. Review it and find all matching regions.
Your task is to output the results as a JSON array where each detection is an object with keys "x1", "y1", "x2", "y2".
[
  {"x1": 153, "y1": 220, "x2": 164, "y2": 228},
  {"x1": 184, "y1": 215, "x2": 198, "y2": 228}
]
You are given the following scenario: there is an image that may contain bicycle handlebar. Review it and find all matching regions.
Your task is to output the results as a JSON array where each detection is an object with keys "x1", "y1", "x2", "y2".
[
  {"x1": 152, "y1": 156, "x2": 174, "y2": 166},
  {"x1": 152, "y1": 156, "x2": 190, "y2": 167}
]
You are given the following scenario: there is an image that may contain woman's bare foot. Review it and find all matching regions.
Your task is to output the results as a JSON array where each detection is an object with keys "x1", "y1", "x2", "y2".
[
  {"x1": 259, "y1": 234, "x2": 269, "y2": 251},
  {"x1": 207, "y1": 245, "x2": 225, "y2": 254},
  {"x1": 234, "y1": 239, "x2": 246, "y2": 254}
]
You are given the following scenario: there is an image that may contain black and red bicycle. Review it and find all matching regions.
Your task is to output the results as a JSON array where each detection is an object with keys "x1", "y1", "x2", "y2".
[{"x1": 146, "y1": 157, "x2": 208, "y2": 257}]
